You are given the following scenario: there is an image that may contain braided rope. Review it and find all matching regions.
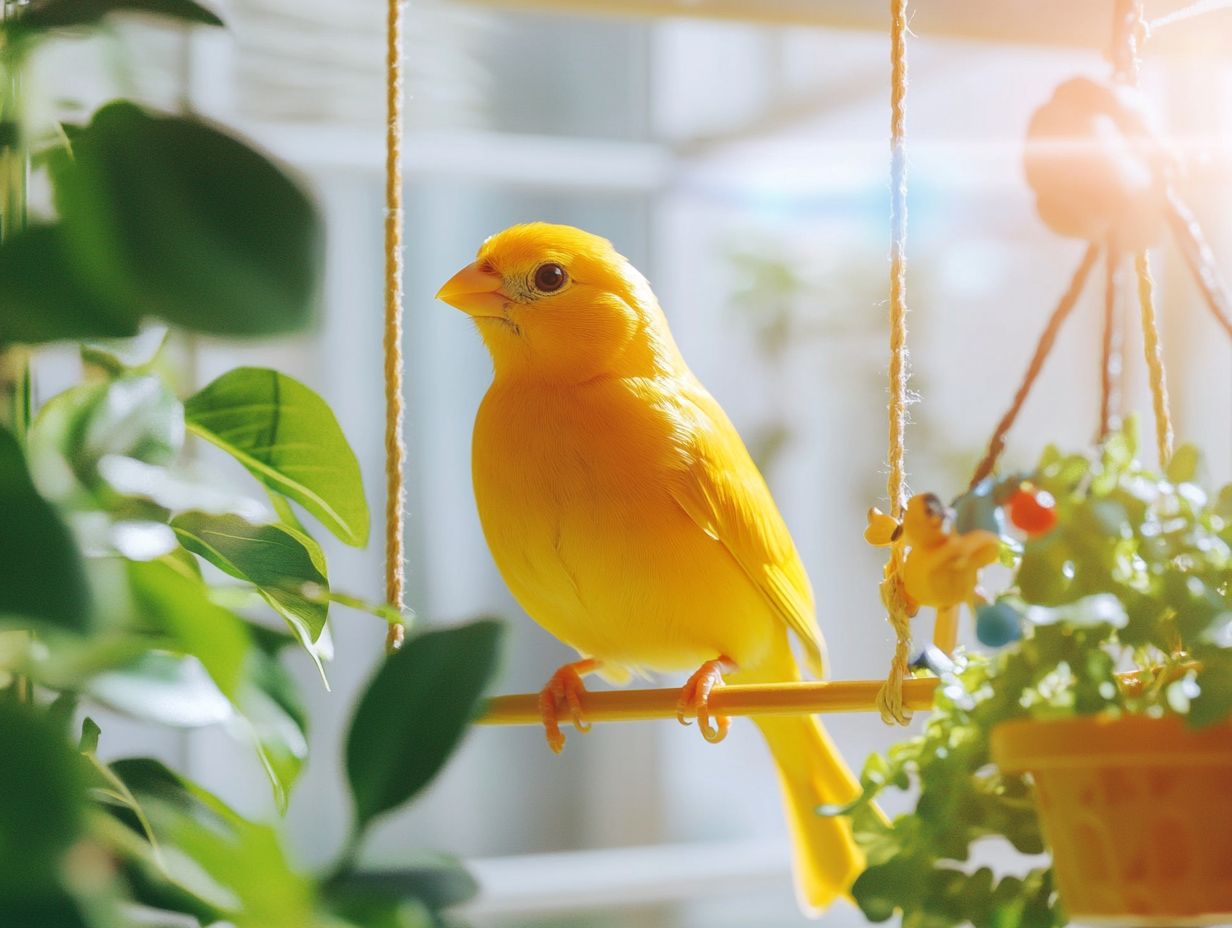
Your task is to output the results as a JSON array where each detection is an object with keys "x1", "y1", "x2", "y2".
[
  {"x1": 875, "y1": 544, "x2": 913, "y2": 725},
  {"x1": 1165, "y1": 191, "x2": 1232, "y2": 339},
  {"x1": 969, "y1": 244, "x2": 1101, "y2": 487},
  {"x1": 876, "y1": 0, "x2": 913, "y2": 726},
  {"x1": 383, "y1": 0, "x2": 407, "y2": 653},
  {"x1": 886, "y1": 0, "x2": 910, "y2": 522},
  {"x1": 1135, "y1": 252, "x2": 1174, "y2": 467}
]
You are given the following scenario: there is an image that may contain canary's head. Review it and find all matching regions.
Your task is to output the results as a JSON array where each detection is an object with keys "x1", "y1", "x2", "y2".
[
  {"x1": 902, "y1": 493, "x2": 951, "y2": 548},
  {"x1": 436, "y1": 223, "x2": 679, "y2": 383}
]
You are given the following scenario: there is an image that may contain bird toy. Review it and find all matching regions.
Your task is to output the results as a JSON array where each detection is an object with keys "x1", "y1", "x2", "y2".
[{"x1": 864, "y1": 494, "x2": 1001, "y2": 654}]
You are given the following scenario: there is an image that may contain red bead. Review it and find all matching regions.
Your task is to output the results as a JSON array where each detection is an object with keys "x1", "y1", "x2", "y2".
[{"x1": 1008, "y1": 489, "x2": 1057, "y2": 537}]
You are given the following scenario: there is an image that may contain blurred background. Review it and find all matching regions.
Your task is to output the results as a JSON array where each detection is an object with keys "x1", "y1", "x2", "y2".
[{"x1": 30, "y1": 0, "x2": 1232, "y2": 925}]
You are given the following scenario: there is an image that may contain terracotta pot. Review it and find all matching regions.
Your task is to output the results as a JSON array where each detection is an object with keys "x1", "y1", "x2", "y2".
[{"x1": 992, "y1": 715, "x2": 1232, "y2": 926}]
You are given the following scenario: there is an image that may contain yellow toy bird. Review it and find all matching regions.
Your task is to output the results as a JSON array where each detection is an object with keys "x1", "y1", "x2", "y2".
[
  {"x1": 438, "y1": 223, "x2": 863, "y2": 914},
  {"x1": 867, "y1": 493, "x2": 1000, "y2": 612},
  {"x1": 900, "y1": 494, "x2": 999, "y2": 611}
]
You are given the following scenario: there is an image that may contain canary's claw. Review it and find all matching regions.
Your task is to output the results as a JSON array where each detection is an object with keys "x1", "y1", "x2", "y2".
[
  {"x1": 538, "y1": 660, "x2": 598, "y2": 754},
  {"x1": 677, "y1": 657, "x2": 734, "y2": 744}
]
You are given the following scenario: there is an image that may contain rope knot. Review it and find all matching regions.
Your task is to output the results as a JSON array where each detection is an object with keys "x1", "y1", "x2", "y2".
[{"x1": 875, "y1": 544, "x2": 915, "y2": 726}]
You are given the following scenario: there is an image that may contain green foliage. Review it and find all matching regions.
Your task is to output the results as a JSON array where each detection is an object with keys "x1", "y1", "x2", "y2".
[
  {"x1": 172, "y1": 511, "x2": 331, "y2": 653},
  {"x1": 55, "y1": 102, "x2": 320, "y2": 337},
  {"x1": 0, "y1": 12, "x2": 502, "y2": 927},
  {"x1": 127, "y1": 559, "x2": 251, "y2": 697},
  {"x1": 347, "y1": 620, "x2": 504, "y2": 832},
  {"x1": 841, "y1": 426, "x2": 1232, "y2": 928},
  {"x1": 0, "y1": 425, "x2": 92, "y2": 630},
  {"x1": 0, "y1": 102, "x2": 320, "y2": 343},
  {"x1": 0, "y1": 701, "x2": 85, "y2": 902},
  {"x1": 0, "y1": 225, "x2": 141, "y2": 343},
  {"x1": 11, "y1": 0, "x2": 223, "y2": 36},
  {"x1": 186, "y1": 368, "x2": 370, "y2": 547}
]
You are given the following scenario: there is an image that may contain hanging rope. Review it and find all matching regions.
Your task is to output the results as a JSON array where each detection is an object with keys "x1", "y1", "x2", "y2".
[
  {"x1": 886, "y1": 0, "x2": 910, "y2": 522},
  {"x1": 1165, "y1": 192, "x2": 1232, "y2": 339},
  {"x1": 1112, "y1": 0, "x2": 1172, "y2": 467},
  {"x1": 875, "y1": 0, "x2": 914, "y2": 727},
  {"x1": 1135, "y1": 253, "x2": 1174, "y2": 467},
  {"x1": 1098, "y1": 246, "x2": 1123, "y2": 440},
  {"x1": 969, "y1": 244, "x2": 1101, "y2": 487},
  {"x1": 383, "y1": 0, "x2": 407, "y2": 653},
  {"x1": 1110, "y1": 0, "x2": 1147, "y2": 84}
]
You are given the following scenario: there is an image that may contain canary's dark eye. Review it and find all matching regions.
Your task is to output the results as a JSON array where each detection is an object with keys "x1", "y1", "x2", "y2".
[{"x1": 534, "y1": 263, "x2": 566, "y2": 293}]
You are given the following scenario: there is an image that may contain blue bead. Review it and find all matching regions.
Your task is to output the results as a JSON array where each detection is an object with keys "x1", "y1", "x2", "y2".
[
  {"x1": 952, "y1": 481, "x2": 1005, "y2": 535},
  {"x1": 976, "y1": 602, "x2": 1023, "y2": 648}
]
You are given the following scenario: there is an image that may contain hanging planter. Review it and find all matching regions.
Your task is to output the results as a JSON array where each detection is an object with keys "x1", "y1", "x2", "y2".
[
  {"x1": 832, "y1": 425, "x2": 1232, "y2": 928},
  {"x1": 992, "y1": 714, "x2": 1232, "y2": 923}
]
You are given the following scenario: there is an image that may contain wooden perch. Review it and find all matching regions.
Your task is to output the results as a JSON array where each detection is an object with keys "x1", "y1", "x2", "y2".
[{"x1": 478, "y1": 678, "x2": 940, "y2": 726}]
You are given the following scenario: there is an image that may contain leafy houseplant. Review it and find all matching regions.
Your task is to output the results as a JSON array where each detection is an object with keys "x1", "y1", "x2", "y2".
[
  {"x1": 840, "y1": 423, "x2": 1232, "y2": 928},
  {"x1": 0, "y1": 3, "x2": 503, "y2": 927}
]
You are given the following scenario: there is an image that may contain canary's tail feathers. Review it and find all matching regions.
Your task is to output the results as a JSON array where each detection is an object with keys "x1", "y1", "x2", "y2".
[{"x1": 756, "y1": 714, "x2": 865, "y2": 917}]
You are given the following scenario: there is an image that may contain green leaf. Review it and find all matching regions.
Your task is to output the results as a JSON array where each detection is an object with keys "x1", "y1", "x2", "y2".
[
  {"x1": 0, "y1": 425, "x2": 92, "y2": 630},
  {"x1": 853, "y1": 857, "x2": 924, "y2": 922},
  {"x1": 50, "y1": 102, "x2": 320, "y2": 337},
  {"x1": 347, "y1": 620, "x2": 504, "y2": 833},
  {"x1": 79, "y1": 716, "x2": 101, "y2": 754},
  {"x1": 1165, "y1": 443, "x2": 1201, "y2": 485},
  {"x1": 127, "y1": 559, "x2": 251, "y2": 698},
  {"x1": 1214, "y1": 484, "x2": 1232, "y2": 520},
  {"x1": 14, "y1": 0, "x2": 223, "y2": 33},
  {"x1": 109, "y1": 759, "x2": 314, "y2": 928},
  {"x1": 47, "y1": 692, "x2": 79, "y2": 738},
  {"x1": 123, "y1": 560, "x2": 305, "y2": 805},
  {"x1": 268, "y1": 487, "x2": 308, "y2": 533},
  {"x1": 0, "y1": 891, "x2": 92, "y2": 928},
  {"x1": 147, "y1": 796, "x2": 313, "y2": 928},
  {"x1": 233, "y1": 628, "x2": 309, "y2": 814},
  {"x1": 104, "y1": 822, "x2": 226, "y2": 928},
  {"x1": 328, "y1": 895, "x2": 436, "y2": 928},
  {"x1": 246, "y1": 630, "x2": 309, "y2": 734},
  {"x1": 27, "y1": 375, "x2": 184, "y2": 503},
  {"x1": 328, "y1": 858, "x2": 478, "y2": 911},
  {"x1": 88, "y1": 652, "x2": 234, "y2": 728},
  {"x1": 0, "y1": 224, "x2": 139, "y2": 345},
  {"x1": 1189, "y1": 651, "x2": 1232, "y2": 727},
  {"x1": 0, "y1": 701, "x2": 86, "y2": 902},
  {"x1": 170, "y1": 510, "x2": 329, "y2": 645},
  {"x1": 237, "y1": 673, "x2": 307, "y2": 814},
  {"x1": 185, "y1": 368, "x2": 368, "y2": 546}
]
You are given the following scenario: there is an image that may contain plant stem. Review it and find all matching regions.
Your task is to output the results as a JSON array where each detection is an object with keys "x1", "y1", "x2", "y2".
[
  {"x1": 0, "y1": 15, "x2": 28, "y2": 439},
  {"x1": 0, "y1": 6, "x2": 31, "y2": 704}
]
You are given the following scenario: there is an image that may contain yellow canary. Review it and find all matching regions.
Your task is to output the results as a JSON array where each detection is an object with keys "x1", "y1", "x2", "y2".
[{"x1": 438, "y1": 223, "x2": 863, "y2": 914}]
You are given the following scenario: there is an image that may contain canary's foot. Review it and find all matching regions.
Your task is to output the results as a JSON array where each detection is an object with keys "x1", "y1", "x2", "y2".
[
  {"x1": 676, "y1": 657, "x2": 735, "y2": 744},
  {"x1": 538, "y1": 659, "x2": 599, "y2": 754}
]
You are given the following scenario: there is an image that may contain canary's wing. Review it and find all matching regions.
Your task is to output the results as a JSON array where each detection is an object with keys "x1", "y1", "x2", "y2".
[{"x1": 665, "y1": 383, "x2": 825, "y2": 678}]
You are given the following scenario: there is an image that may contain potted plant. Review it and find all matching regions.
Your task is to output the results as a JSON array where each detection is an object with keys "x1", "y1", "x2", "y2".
[{"x1": 837, "y1": 422, "x2": 1232, "y2": 928}]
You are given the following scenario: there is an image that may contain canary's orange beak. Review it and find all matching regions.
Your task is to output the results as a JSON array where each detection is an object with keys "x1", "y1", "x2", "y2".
[{"x1": 436, "y1": 262, "x2": 511, "y2": 318}]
